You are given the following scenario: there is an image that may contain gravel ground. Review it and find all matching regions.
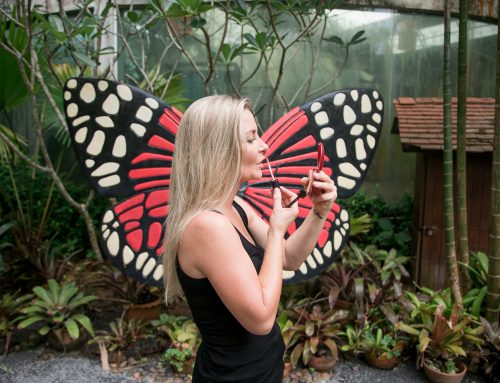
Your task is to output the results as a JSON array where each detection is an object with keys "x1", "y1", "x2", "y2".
[{"x1": 0, "y1": 348, "x2": 489, "y2": 383}]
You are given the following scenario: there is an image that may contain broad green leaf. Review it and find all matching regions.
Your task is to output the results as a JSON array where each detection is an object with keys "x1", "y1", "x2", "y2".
[
  {"x1": 64, "y1": 318, "x2": 79, "y2": 339},
  {"x1": 39, "y1": 326, "x2": 51, "y2": 336},
  {"x1": 18, "y1": 316, "x2": 45, "y2": 329}
]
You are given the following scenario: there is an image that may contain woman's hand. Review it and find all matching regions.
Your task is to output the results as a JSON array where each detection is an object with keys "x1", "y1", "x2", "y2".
[
  {"x1": 301, "y1": 171, "x2": 337, "y2": 217},
  {"x1": 269, "y1": 187, "x2": 299, "y2": 235}
]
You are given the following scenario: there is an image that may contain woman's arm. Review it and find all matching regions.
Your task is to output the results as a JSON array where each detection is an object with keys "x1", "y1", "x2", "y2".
[
  {"x1": 178, "y1": 188, "x2": 297, "y2": 335},
  {"x1": 242, "y1": 172, "x2": 337, "y2": 271}
]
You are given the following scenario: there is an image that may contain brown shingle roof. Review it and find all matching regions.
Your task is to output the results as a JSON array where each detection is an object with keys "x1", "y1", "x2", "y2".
[{"x1": 392, "y1": 97, "x2": 495, "y2": 152}]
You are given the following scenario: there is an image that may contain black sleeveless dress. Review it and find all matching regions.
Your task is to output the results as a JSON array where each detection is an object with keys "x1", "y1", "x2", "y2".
[{"x1": 176, "y1": 201, "x2": 285, "y2": 383}]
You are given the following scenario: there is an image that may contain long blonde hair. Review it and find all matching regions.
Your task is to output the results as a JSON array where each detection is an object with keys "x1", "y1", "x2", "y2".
[{"x1": 163, "y1": 95, "x2": 250, "y2": 304}]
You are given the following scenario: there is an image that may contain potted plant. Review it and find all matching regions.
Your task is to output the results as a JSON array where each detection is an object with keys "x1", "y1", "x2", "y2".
[
  {"x1": 0, "y1": 291, "x2": 32, "y2": 354},
  {"x1": 397, "y1": 304, "x2": 484, "y2": 383},
  {"x1": 362, "y1": 326, "x2": 405, "y2": 369},
  {"x1": 285, "y1": 304, "x2": 348, "y2": 371},
  {"x1": 17, "y1": 279, "x2": 96, "y2": 351},
  {"x1": 152, "y1": 313, "x2": 200, "y2": 374}
]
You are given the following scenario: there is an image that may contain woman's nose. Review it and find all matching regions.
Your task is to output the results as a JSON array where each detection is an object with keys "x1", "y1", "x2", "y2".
[{"x1": 259, "y1": 139, "x2": 269, "y2": 153}]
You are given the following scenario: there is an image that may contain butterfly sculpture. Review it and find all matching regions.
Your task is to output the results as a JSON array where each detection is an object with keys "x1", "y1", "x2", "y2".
[{"x1": 63, "y1": 78, "x2": 383, "y2": 287}]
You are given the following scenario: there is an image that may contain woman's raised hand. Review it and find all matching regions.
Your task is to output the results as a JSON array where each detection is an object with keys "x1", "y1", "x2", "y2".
[
  {"x1": 269, "y1": 187, "x2": 299, "y2": 236},
  {"x1": 301, "y1": 170, "x2": 337, "y2": 217}
]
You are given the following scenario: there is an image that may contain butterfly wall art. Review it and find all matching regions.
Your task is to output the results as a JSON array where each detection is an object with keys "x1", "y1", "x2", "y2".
[{"x1": 63, "y1": 78, "x2": 383, "y2": 287}]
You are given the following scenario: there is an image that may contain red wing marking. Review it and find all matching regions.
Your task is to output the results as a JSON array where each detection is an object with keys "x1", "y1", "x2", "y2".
[
  {"x1": 147, "y1": 222, "x2": 163, "y2": 249},
  {"x1": 134, "y1": 179, "x2": 170, "y2": 191},
  {"x1": 159, "y1": 108, "x2": 180, "y2": 135},
  {"x1": 114, "y1": 194, "x2": 145, "y2": 214},
  {"x1": 119, "y1": 206, "x2": 144, "y2": 223},
  {"x1": 149, "y1": 206, "x2": 168, "y2": 218},
  {"x1": 125, "y1": 221, "x2": 140, "y2": 231},
  {"x1": 148, "y1": 135, "x2": 175, "y2": 152},
  {"x1": 127, "y1": 229, "x2": 143, "y2": 252},
  {"x1": 129, "y1": 168, "x2": 171, "y2": 179},
  {"x1": 265, "y1": 114, "x2": 308, "y2": 157},
  {"x1": 146, "y1": 190, "x2": 169, "y2": 208},
  {"x1": 132, "y1": 153, "x2": 173, "y2": 165},
  {"x1": 283, "y1": 136, "x2": 317, "y2": 154}
]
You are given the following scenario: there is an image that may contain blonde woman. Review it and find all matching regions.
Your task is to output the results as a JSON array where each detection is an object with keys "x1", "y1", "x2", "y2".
[{"x1": 163, "y1": 95, "x2": 337, "y2": 382}]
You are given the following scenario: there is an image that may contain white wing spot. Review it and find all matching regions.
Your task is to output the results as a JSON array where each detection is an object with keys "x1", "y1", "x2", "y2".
[
  {"x1": 72, "y1": 115, "x2": 90, "y2": 127},
  {"x1": 340, "y1": 162, "x2": 361, "y2": 178},
  {"x1": 343, "y1": 222, "x2": 350, "y2": 230},
  {"x1": 334, "y1": 231, "x2": 342, "y2": 250},
  {"x1": 80, "y1": 83, "x2": 96, "y2": 103},
  {"x1": 313, "y1": 248, "x2": 324, "y2": 265},
  {"x1": 67, "y1": 103, "x2": 78, "y2": 118},
  {"x1": 314, "y1": 111, "x2": 329, "y2": 126},
  {"x1": 376, "y1": 100, "x2": 383, "y2": 111},
  {"x1": 102, "y1": 228, "x2": 110, "y2": 240},
  {"x1": 372, "y1": 113, "x2": 381, "y2": 124},
  {"x1": 335, "y1": 219, "x2": 340, "y2": 226},
  {"x1": 283, "y1": 270, "x2": 295, "y2": 279},
  {"x1": 117, "y1": 85, "x2": 133, "y2": 101},
  {"x1": 343, "y1": 105, "x2": 356, "y2": 125},
  {"x1": 75, "y1": 127, "x2": 88, "y2": 143},
  {"x1": 306, "y1": 255, "x2": 317, "y2": 269},
  {"x1": 103, "y1": 210, "x2": 114, "y2": 223},
  {"x1": 85, "y1": 159, "x2": 95, "y2": 168},
  {"x1": 338, "y1": 176, "x2": 356, "y2": 190},
  {"x1": 355, "y1": 138, "x2": 367, "y2": 160},
  {"x1": 66, "y1": 79, "x2": 77, "y2": 89},
  {"x1": 123, "y1": 246, "x2": 134, "y2": 265},
  {"x1": 320, "y1": 127, "x2": 334, "y2": 140},
  {"x1": 96, "y1": 116, "x2": 114, "y2": 128},
  {"x1": 98, "y1": 80, "x2": 109, "y2": 91},
  {"x1": 136, "y1": 252, "x2": 148, "y2": 270},
  {"x1": 351, "y1": 90, "x2": 359, "y2": 102},
  {"x1": 361, "y1": 94, "x2": 372, "y2": 113},
  {"x1": 323, "y1": 241, "x2": 332, "y2": 258},
  {"x1": 310, "y1": 102, "x2": 322, "y2": 113},
  {"x1": 98, "y1": 175, "x2": 120, "y2": 188},
  {"x1": 112, "y1": 221, "x2": 119, "y2": 228},
  {"x1": 91, "y1": 162, "x2": 120, "y2": 177},
  {"x1": 367, "y1": 124, "x2": 377, "y2": 133},
  {"x1": 142, "y1": 258, "x2": 156, "y2": 277},
  {"x1": 153, "y1": 265, "x2": 164, "y2": 280},
  {"x1": 360, "y1": 163, "x2": 367, "y2": 170},
  {"x1": 107, "y1": 231, "x2": 120, "y2": 256},
  {"x1": 333, "y1": 93, "x2": 346, "y2": 106},
  {"x1": 336, "y1": 138, "x2": 347, "y2": 158},
  {"x1": 145, "y1": 98, "x2": 159, "y2": 109},
  {"x1": 372, "y1": 91, "x2": 379, "y2": 99},
  {"x1": 131, "y1": 123, "x2": 146, "y2": 137},
  {"x1": 299, "y1": 263, "x2": 308, "y2": 274},
  {"x1": 64, "y1": 91, "x2": 71, "y2": 101},
  {"x1": 136, "y1": 106, "x2": 153, "y2": 123},
  {"x1": 367, "y1": 135, "x2": 376, "y2": 149},
  {"x1": 341, "y1": 228, "x2": 346, "y2": 236},
  {"x1": 112, "y1": 135, "x2": 127, "y2": 158},
  {"x1": 350, "y1": 124, "x2": 363, "y2": 136},
  {"x1": 87, "y1": 130, "x2": 105, "y2": 155},
  {"x1": 102, "y1": 94, "x2": 120, "y2": 115},
  {"x1": 340, "y1": 210, "x2": 348, "y2": 221}
]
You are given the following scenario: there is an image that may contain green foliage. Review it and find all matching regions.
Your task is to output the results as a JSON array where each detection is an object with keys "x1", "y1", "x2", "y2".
[
  {"x1": 17, "y1": 279, "x2": 96, "y2": 340},
  {"x1": 396, "y1": 301, "x2": 484, "y2": 370},
  {"x1": 93, "y1": 315, "x2": 149, "y2": 353},
  {"x1": 339, "y1": 192, "x2": 413, "y2": 255},
  {"x1": 163, "y1": 345, "x2": 194, "y2": 373},
  {"x1": 285, "y1": 304, "x2": 347, "y2": 367},
  {"x1": 359, "y1": 326, "x2": 405, "y2": 359},
  {"x1": 152, "y1": 313, "x2": 199, "y2": 349},
  {"x1": 0, "y1": 291, "x2": 32, "y2": 337}
]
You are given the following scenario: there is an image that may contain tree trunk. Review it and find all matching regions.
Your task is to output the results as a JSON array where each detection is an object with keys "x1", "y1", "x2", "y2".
[
  {"x1": 457, "y1": 0, "x2": 472, "y2": 293},
  {"x1": 444, "y1": 0, "x2": 463, "y2": 304},
  {"x1": 486, "y1": 0, "x2": 500, "y2": 325}
]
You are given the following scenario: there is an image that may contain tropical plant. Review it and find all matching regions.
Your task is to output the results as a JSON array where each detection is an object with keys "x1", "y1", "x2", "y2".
[
  {"x1": 477, "y1": 318, "x2": 500, "y2": 382},
  {"x1": 0, "y1": 222, "x2": 14, "y2": 274},
  {"x1": 92, "y1": 315, "x2": 150, "y2": 363},
  {"x1": 338, "y1": 322, "x2": 370, "y2": 355},
  {"x1": 285, "y1": 304, "x2": 348, "y2": 367},
  {"x1": 360, "y1": 325, "x2": 405, "y2": 359},
  {"x1": 153, "y1": 314, "x2": 200, "y2": 373},
  {"x1": 0, "y1": 291, "x2": 32, "y2": 355},
  {"x1": 17, "y1": 279, "x2": 96, "y2": 346},
  {"x1": 396, "y1": 304, "x2": 483, "y2": 371}
]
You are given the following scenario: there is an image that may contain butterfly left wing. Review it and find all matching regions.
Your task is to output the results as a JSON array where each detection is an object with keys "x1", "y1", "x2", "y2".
[{"x1": 64, "y1": 78, "x2": 182, "y2": 286}]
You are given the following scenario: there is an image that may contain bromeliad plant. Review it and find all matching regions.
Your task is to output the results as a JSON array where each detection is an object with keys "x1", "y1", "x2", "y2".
[
  {"x1": 0, "y1": 291, "x2": 32, "y2": 354},
  {"x1": 17, "y1": 279, "x2": 96, "y2": 346},
  {"x1": 285, "y1": 304, "x2": 349, "y2": 368},
  {"x1": 152, "y1": 314, "x2": 200, "y2": 373},
  {"x1": 396, "y1": 303, "x2": 484, "y2": 372}
]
